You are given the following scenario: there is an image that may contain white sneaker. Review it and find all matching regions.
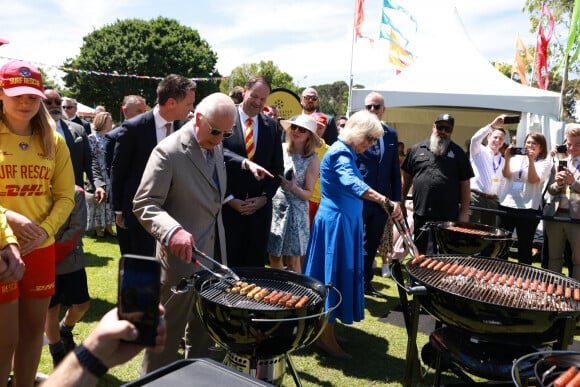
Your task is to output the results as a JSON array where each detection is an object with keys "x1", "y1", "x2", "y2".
[{"x1": 382, "y1": 264, "x2": 391, "y2": 277}]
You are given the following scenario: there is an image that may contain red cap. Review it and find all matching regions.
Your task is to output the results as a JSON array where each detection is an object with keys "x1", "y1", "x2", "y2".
[
  {"x1": 0, "y1": 60, "x2": 45, "y2": 98},
  {"x1": 310, "y1": 112, "x2": 327, "y2": 128}
]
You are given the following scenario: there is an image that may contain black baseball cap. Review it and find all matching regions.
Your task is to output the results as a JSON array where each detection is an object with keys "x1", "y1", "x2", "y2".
[{"x1": 435, "y1": 113, "x2": 454, "y2": 127}]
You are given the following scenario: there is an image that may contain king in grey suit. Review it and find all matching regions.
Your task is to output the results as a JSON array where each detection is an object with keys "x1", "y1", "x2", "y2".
[{"x1": 133, "y1": 93, "x2": 236, "y2": 374}]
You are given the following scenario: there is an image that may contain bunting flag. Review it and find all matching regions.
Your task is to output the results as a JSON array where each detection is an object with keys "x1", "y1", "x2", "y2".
[
  {"x1": 535, "y1": 3, "x2": 554, "y2": 90},
  {"x1": 556, "y1": 0, "x2": 580, "y2": 73},
  {"x1": 354, "y1": 0, "x2": 374, "y2": 44},
  {"x1": 512, "y1": 37, "x2": 534, "y2": 85},
  {"x1": 379, "y1": 0, "x2": 417, "y2": 70},
  {"x1": 0, "y1": 55, "x2": 228, "y2": 82},
  {"x1": 387, "y1": 29, "x2": 413, "y2": 70}
]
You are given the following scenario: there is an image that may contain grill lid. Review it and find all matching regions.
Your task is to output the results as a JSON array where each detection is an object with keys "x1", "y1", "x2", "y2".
[{"x1": 407, "y1": 255, "x2": 580, "y2": 312}]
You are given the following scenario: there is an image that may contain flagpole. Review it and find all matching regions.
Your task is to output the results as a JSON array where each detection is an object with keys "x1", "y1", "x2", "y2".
[{"x1": 347, "y1": 0, "x2": 358, "y2": 117}]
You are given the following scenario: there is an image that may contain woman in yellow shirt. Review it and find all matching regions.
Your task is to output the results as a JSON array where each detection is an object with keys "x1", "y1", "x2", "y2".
[{"x1": 0, "y1": 60, "x2": 74, "y2": 386}]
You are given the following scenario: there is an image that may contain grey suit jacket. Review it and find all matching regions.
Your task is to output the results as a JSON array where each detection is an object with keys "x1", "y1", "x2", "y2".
[
  {"x1": 132, "y1": 121, "x2": 227, "y2": 285},
  {"x1": 544, "y1": 166, "x2": 580, "y2": 219}
]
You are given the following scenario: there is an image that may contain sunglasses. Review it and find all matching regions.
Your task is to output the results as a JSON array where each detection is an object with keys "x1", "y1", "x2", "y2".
[
  {"x1": 366, "y1": 135, "x2": 379, "y2": 143},
  {"x1": 365, "y1": 104, "x2": 382, "y2": 111},
  {"x1": 63, "y1": 105, "x2": 76, "y2": 110},
  {"x1": 435, "y1": 124, "x2": 453, "y2": 133},
  {"x1": 203, "y1": 116, "x2": 233, "y2": 138},
  {"x1": 44, "y1": 98, "x2": 62, "y2": 105},
  {"x1": 290, "y1": 124, "x2": 307, "y2": 133},
  {"x1": 303, "y1": 95, "x2": 318, "y2": 101}
]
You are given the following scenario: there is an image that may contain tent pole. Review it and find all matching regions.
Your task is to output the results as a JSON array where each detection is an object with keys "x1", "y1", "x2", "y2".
[{"x1": 347, "y1": 0, "x2": 357, "y2": 117}]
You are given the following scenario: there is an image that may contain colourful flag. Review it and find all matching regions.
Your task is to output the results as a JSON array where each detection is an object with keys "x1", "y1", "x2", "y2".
[
  {"x1": 535, "y1": 3, "x2": 554, "y2": 90},
  {"x1": 556, "y1": 0, "x2": 580, "y2": 73},
  {"x1": 354, "y1": 0, "x2": 374, "y2": 44},
  {"x1": 387, "y1": 29, "x2": 413, "y2": 70},
  {"x1": 512, "y1": 37, "x2": 534, "y2": 85}
]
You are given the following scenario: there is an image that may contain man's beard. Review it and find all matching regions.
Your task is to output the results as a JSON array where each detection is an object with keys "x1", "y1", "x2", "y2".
[
  {"x1": 48, "y1": 109, "x2": 62, "y2": 122},
  {"x1": 302, "y1": 104, "x2": 316, "y2": 114},
  {"x1": 429, "y1": 133, "x2": 450, "y2": 157}
]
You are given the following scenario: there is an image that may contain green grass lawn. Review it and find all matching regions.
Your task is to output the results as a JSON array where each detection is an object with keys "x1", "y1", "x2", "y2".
[{"x1": 37, "y1": 234, "x2": 471, "y2": 386}]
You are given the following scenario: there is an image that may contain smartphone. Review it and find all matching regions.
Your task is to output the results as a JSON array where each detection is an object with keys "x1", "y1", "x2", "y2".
[
  {"x1": 118, "y1": 254, "x2": 161, "y2": 346},
  {"x1": 510, "y1": 147, "x2": 526, "y2": 156},
  {"x1": 558, "y1": 160, "x2": 567, "y2": 172},
  {"x1": 504, "y1": 115, "x2": 521, "y2": 124},
  {"x1": 284, "y1": 168, "x2": 294, "y2": 180}
]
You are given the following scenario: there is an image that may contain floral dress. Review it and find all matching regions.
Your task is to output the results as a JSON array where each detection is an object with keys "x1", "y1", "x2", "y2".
[
  {"x1": 267, "y1": 144, "x2": 316, "y2": 257},
  {"x1": 87, "y1": 131, "x2": 115, "y2": 229}
]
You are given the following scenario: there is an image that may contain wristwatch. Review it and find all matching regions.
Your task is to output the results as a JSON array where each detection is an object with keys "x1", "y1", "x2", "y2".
[{"x1": 74, "y1": 344, "x2": 109, "y2": 378}]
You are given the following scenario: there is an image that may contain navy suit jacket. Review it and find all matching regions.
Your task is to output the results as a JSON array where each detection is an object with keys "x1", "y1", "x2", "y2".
[
  {"x1": 110, "y1": 111, "x2": 183, "y2": 228},
  {"x1": 60, "y1": 119, "x2": 95, "y2": 188},
  {"x1": 357, "y1": 122, "x2": 401, "y2": 214},
  {"x1": 103, "y1": 125, "x2": 122, "y2": 178}
]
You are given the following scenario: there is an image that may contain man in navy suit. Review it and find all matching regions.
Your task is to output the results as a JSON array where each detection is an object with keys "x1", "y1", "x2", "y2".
[
  {"x1": 103, "y1": 95, "x2": 147, "y2": 177},
  {"x1": 43, "y1": 89, "x2": 100, "y2": 192},
  {"x1": 357, "y1": 92, "x2": 402, "y2": 298},
  {"x1": 222, "y1": 75, "x2": 284, "y2": 267},
  {"x1": 110, "y1": 75, "x2": 195, "y2": 256},
  {"x1": 62, "y1": 98, "x2": 92, "y2": 136}
]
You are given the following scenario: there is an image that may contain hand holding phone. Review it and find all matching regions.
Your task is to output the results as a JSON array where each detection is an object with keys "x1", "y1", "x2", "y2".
[
  {"x1": 118, "y1": 255, "x2": 161, "y2": 346},
  {"x1": 558, "y1": 160, "x2": 567, "y2": 172}
]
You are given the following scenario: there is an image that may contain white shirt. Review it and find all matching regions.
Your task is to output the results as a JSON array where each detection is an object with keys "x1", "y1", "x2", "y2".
[
  {"x1": 469, "y1": 125, "x2": 504, "y2": 195},
  {"x1": 153, "y1": 105, "x2": 173, "y2": 144},
  {"x1": 499, "y1": 156, "x2": 551, "y2": 210}
]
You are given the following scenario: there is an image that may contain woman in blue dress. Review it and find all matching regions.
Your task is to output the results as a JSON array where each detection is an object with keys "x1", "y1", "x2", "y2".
[{"x1": 304, "y1": 110, "x2": 402, "y2": 360}]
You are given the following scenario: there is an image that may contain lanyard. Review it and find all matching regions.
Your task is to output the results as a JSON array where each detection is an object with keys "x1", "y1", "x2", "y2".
[
  {"x1": 492, "y1": 154, "x2": 502, "y2": 174},
  {"x1": 517, "y1": 156, "x2": 527, "y2": 180}
]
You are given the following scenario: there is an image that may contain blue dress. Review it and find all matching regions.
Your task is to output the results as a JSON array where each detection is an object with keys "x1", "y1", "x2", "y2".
[{"x1": 304, "y1": 139, "x2": 370, "y2": 324}]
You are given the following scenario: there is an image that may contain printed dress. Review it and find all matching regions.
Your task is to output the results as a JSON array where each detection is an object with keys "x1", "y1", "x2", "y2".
[{"x1": 268, "y1": 144, "x2": 316, "y2": 257}]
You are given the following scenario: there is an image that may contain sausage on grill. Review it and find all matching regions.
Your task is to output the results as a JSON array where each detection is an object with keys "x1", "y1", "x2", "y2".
[
  {"x1": 433, "y1": 261, "x2": 446, "y2": 271},
  {"x1": 553, "y1": 365, "x2": 578, "y2": 387},
  {"x1": 419, "y1": 258, "x2": 433, "y2": 268},
  {"x1": 254, "y1": 288, "x2": 270, "y2": 301},
  {"x1": 264, "y1": 290, "x2": 279, "y2": 303},
  {"x1": 278, "y1": 292, "x2": 293, "y2": 305},
  {"x1": 285, "y1": 296, "x2": 301, "y2": 308},
  {"x1": 295, "y1": 295, "x2": 309, "y2": 308},
  {"x1": 269, "y1": 291, "x2": 286, "y2": 304},
  {"x1": 247, "y1": 286, "x2": 262, "y2": 299},
  {"x1": 240, "y1": 283, "x2": 256, "y2": 295}
]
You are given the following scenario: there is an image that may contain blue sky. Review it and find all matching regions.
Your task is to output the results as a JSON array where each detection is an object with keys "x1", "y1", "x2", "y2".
[{"x1": 0, "y1": 0, "x2": 543, "y2": 88}]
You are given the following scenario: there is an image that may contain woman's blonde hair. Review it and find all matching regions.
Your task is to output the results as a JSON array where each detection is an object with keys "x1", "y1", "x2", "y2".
[
  {"x1": 285, "y1": 125, "x2": 317, "y2": 157},
  {"x1": 0, "y1": 98, "x2": 56, "y2": 159},
  {"x1": 339, "y1": 110, "x2": 383, "y2": 146},
  {"x1": 92, "y1": 112, "x2": 112, "y2": 132}
]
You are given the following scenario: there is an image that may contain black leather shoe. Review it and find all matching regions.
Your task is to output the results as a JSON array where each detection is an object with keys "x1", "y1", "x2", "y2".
[{"x1": 364, "y1": 284, "x2": 387, "y2": 298}]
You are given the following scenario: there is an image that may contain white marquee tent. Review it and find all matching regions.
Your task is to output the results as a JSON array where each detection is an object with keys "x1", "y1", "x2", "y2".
[{"x1": 350, "y1": 5, "x2": 563, "y2": 150}]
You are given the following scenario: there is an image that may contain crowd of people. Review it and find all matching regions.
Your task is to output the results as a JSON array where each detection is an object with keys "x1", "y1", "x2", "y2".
[{"x1": 1, "y1": 57, "x2": 580, "y2": 386}]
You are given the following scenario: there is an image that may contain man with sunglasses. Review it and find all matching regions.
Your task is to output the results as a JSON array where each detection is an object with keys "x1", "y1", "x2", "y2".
[
  {"x1": 300, "y1": 87, "x2": 339, "y2": 145},
  {"x1": 401, "y1": 113, "x2": 474, "y2": 254},
  {"x1": 62, "y1": 98, "x2": 92, "y2": 136},
  {"x1": 134, "y1": 93, "x2": 243, "y2": 373},
  {"x1": 357, "y1": 92, "x2": 401, "y2": 297},
  {"x1": 110, "y1": 74, "x2": 195, "y2": 257}
]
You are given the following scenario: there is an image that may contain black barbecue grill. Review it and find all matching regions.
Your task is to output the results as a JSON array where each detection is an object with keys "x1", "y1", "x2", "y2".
[{"x1": 191, "y1": 267, "x2": 340, "y2": 386}]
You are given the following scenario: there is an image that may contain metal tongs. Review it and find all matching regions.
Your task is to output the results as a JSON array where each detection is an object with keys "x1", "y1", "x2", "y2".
[
  {"x1": 384, "y1": 199, "x2": 420, "y2": 259},
  {"x1": 192, "y1": 247, "x2": 241, "y2": 284}
]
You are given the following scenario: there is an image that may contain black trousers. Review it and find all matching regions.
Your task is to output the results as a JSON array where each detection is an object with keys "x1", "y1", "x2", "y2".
[
  {"x1": 363, "y1": 210, "x2": 388, "y2": 284},
  {"x1": 498, "y1": 205, "x2": 540, "y2": 265}
]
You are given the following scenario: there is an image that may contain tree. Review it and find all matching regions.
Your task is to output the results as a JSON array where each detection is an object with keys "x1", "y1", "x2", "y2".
[
  {"x1": 219, "y1": 61, "x2": 296, "y2": 95},
  {"x1": 62, "y1": 17, "x2": 220, "y2": 122},
  {"x1": 524, "y1": 0, "x2": 579, "y2": 120}
]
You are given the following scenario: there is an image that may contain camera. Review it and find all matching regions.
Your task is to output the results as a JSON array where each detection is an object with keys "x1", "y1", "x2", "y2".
[
  {"x1": 558, "y1": 160, "x2": 567, "y2": 172},
  {"x1": 503, "y1": 115, "x2": 521, "y2": 124},
  {"x1": 284, "y1": 168, "x2": 294, "y2": 180},
  {"x1": 510, "y1": 147, "x2": 526, "y2": 156},
  {"x1": 556, "y1": 144, "x2": 567, "y2": 153},
  {"x1": 118, "y1": 254, "x2": 160, "y2": 346}
]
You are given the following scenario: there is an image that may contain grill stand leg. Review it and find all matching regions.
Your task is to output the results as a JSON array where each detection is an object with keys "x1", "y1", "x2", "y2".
[
  {"x1": 554, "y1": 316, "x2": 575, "y2": 350},
  {"x1": 285, "y1": 353, "x2": 302, "y2": 387},
  {"x1": 392, "y1": 261, "x2": 423, "y2": 387}
]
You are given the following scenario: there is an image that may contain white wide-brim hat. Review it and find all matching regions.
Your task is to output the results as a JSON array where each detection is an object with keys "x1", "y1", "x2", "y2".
[{"x1": 280, "y1": 114, "x2": 321, "y2": 145}]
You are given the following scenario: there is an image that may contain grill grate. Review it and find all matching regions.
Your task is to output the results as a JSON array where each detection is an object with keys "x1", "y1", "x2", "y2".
[
  {"x1": 407, "y1": 256, "x2": 580, "y2": 312},
  {"x1": 198, "y1": 277, "x2": 323, "y2": 311}
]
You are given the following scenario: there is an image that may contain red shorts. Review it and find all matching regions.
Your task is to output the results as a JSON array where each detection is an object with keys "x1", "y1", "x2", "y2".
[{"x1": 0, "y1": 244, "x2": 55, "y2": 304}]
